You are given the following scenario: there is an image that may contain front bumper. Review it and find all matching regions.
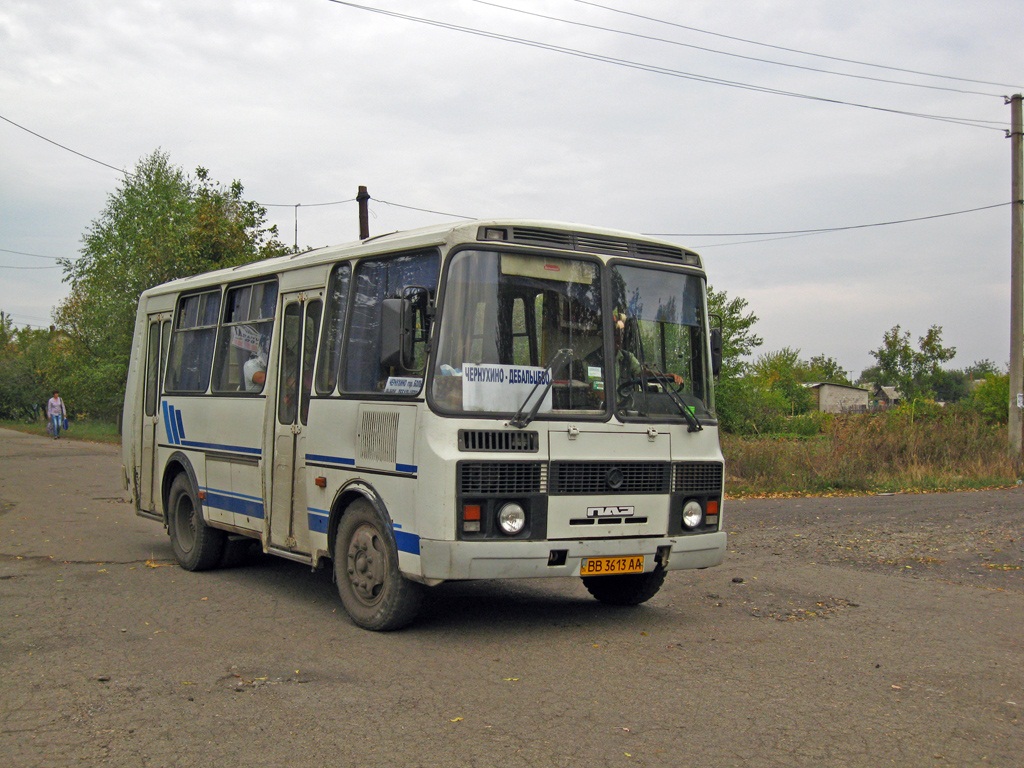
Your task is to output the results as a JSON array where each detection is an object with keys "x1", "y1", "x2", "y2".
[{"x1": 417, "y1": 531, "x2": 726, "y2": 582}]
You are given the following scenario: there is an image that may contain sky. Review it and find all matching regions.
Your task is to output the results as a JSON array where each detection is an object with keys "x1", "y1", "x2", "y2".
[{"x1": 2, "y1": 0, "x2": 1022, "y2": 378}]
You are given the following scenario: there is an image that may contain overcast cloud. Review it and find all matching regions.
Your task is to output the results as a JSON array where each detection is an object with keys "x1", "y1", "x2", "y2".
[{"x1": 2, "y1": 0, "x2": 1021, "y2": 377}]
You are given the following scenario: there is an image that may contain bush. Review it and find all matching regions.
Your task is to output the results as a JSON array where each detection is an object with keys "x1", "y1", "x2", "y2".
[
  {"x1": 969, "y1": 374, "x2": 1009, "y2": 425},
  {"x1": 0, "y1": 356, "x2": 43, "y2": 420},
  {"x1": 716, "y1": 376, "x2": 791, "y2": 435}
]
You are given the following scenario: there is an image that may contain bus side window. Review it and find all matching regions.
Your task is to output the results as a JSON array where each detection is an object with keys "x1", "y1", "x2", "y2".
[
  {"x1": 212, "y1": 280, "x2": 278, "y2": 393},
  {"x1": 315, "y1": 263, "x2": 351, "y2": 395},
  {"x1": 342, "y1": 250, "x2": 440, "y2": 394},
  {"x1": 165, "y1": 290, "x2": 221, "y2": 393}
]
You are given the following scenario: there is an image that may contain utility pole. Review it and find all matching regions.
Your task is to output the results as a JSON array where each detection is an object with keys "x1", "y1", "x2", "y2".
[
  {"x1": 357, "y1": 185, "x2": 370, "y2": 239},
  {"x1": 1010, "y1": 94, "x2": 1023, "y2": 465}
]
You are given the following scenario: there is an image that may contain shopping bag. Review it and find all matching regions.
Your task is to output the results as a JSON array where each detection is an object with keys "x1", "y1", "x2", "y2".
[
  {"x1": 62, "y1": 416, "x2": 69, "y2": 431},
  {"x1": 46, "y1": 420, "x2": 53, "y2": 436}
]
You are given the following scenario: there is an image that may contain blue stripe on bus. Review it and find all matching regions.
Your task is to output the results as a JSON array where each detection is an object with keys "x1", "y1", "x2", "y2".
[
  {"x1": 307, "y1": 507, "x2": 330, "y2": 534},
  {"x1": 306, "y1": 453, "x2": 417, "y2": 475},
  {"x1": 182, "y1": 440, "x2": 262, "y2": 455},
  {"x1": 162, "y1": 401, "x2": 177, "y2": 444},
  {"x1": 158, "y1": 403, "x2": 260, "y2": 456},
  {"x1": 306, "y1": 453, "x2": 356, "y2": 467},
  {"x1": 394, "y1": 528, "x2": 420, "y2": 555},
  {"x1": 202, "y1": 487, "x2": 265, "y2": 519}
]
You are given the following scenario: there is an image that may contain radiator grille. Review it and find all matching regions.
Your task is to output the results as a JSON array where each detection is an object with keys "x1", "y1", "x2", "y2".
[
  {"x1": 458, "y1": 462, "x2": 546, "y2": 495},
  {"x1": 459, "y1": 430, "x2": 539, "y2": 452},
  {"x1": 551, "y1": 462, "x2": 669, "y2": 495},
  {"x1": 358, "y1": 410, "x2": 399, "y2": 464},
  {"x1": 673, "y1": 462, "x2": 724, "y2": 494}
]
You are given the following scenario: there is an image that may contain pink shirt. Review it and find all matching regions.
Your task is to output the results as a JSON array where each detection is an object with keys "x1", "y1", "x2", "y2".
[{"x1": 47, "y1": 397, "x2": 66, "y2": 418}]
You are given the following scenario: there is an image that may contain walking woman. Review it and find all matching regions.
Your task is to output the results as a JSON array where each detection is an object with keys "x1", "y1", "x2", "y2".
[{"x1": 46, "y1": 390, "x2": 66, "y2": 440}]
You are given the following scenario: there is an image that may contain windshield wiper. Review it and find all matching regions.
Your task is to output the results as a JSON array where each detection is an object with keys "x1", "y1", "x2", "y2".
[
  {"x1": 629, "y1": 329, "x2": 701, "y2": 431},
  {"x1": 508, "y1": 348, "x2": 573, "y2": 429},
  {"x1": 663, "y1": 382, "x2": 703, "y2": 432}
]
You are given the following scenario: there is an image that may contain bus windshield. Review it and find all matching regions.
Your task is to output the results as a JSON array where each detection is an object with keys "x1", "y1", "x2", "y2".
[
  {"x1": 430, "y1": 249, "x2": 713, "y2": 422},
  {"x1": 610, "y1": 262, "x2": 713, "y2": 421},
  {"x1": 431, "y1": 249, "x2": 604, "y2": 415}
]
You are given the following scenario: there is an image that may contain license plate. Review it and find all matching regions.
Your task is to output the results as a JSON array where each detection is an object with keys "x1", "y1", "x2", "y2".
[{"x1": 580, "y1": 555, "x2": 645, "y2": 576}]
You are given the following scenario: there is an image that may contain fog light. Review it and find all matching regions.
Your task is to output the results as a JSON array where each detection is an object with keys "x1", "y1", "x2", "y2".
[
  {"x1": 682, "y1": 500, "x2": 704, "y2": 529},
  {"x1": 497, "y1": 502, "x2": 526, "y2": 535}
]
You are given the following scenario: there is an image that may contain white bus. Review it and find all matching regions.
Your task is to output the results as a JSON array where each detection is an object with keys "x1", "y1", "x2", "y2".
[{"x1": 121, "y1": 220, "x2": 727, "y2": 630}]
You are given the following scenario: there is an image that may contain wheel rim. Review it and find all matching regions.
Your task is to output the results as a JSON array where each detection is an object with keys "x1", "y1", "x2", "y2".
[
  {"x1": 346, "y1": 523, "x2": 387, "y2": 606},
  {"x1": 174, "y1": 495, "x2": 197, "y2": 554}
]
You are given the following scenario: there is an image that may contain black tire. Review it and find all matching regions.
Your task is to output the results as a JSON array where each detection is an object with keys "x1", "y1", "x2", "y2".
[
  {"x1": 219, "y1": 536, "x2": 254, "y2": 568},
  {"x1": 582, "y1": 564, "x2": 667, "y2": 606},
  {"x1": 167, "y1": 473, "x2": 225, "y2": 571},
  {"x1": 333, "y1": 499, "x2": 424, "y2": 631}
]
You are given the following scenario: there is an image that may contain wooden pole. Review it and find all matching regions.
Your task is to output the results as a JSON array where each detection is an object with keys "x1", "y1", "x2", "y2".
[
  {"x1": 357, "y1": 185, "x2": 370, "y2": 240},
  {"x1": 1009, "y1": 95, "x2": 1023, "y2": 465}
]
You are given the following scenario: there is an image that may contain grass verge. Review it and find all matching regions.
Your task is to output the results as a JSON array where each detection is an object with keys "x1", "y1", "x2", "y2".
[
  {"x1": 0, "y1": 419, "x2": 121, "y2": 445},
  {"x1": 722, "y1": 409, "x2": 1019, "y2": 497}
]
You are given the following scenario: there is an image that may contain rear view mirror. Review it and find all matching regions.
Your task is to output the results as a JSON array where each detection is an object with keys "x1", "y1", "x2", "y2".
[
  {"x1": 710, "y1": 324, "x2": 723, "y2": 378},
  {"x1": 381, "y1": 297, "x2": 414, "y2": 370}
]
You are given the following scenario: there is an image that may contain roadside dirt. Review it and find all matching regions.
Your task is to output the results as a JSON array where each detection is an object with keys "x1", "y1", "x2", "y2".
[{"x1": 1, "y1": 429, "x2": 1021, "y2": 767}]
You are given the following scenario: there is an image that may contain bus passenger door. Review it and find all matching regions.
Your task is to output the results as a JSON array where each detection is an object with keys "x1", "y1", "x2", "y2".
[
  {"x1": 140, "y1": 313, "x2": 170, "y2": 515},
  {"x1": 269, "y1": 293, "x2": 322, "y2": 554}
]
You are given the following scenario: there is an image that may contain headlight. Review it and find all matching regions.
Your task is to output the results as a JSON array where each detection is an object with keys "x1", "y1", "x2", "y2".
[
  {"x1": 682, "y1": 500, "x2": 704, "y2": 529},
  {"x1": 497, "y1": 502, "x2": 526, "y2": 535}
]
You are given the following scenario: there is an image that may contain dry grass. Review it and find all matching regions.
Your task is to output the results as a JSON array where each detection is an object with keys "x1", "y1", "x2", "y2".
[{"x1": 722, "y1": 408, "x2": 1019, "y2": 496}]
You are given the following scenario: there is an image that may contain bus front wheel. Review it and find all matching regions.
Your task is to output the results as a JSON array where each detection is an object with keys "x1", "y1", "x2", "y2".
[
  {"x1": 333, "y1": 500, "x2": 424, "y2": 631},
  {"x1": 167, "y1": 473, "x2": 225, "y2": 571},
  {"x1": 582, "y1": 564, "x2": 667, "y2": 606}
]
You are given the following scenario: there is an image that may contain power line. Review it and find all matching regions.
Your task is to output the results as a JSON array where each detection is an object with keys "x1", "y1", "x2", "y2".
[
  {"x1": 260, "y1": 198, "x2": 357, "y2": 208},
  {"x1": 472, "y1": 0, "x2": 1004, "y2": 98},
  {"x1": 0, "y1": 264, "x2": 61, "y2": 270},
  {"x1": 2, "y1": 201, "x2": 1012, "y2": 262},
  {"x1": 570, "y1": 0, "x2": 1024, "y2": 91},
  {"x1": 0, "y1": 113, "x2": 354, "y2": 211},
  {"x1": 0, "y1": 247, "x2": 72, "y2": 261},
  {"x1": 373, "y1": 198, "x2": 475, "y2": 219},
  {"x1": 326, "y1": 2, "x2": 1006, "y2": 131},
  {"x1": 647, "y1": 201, "x2": 1011, "y2": 238},
  {"x1": 0, "y1": 114, "x2": 126, "y2": 175}
]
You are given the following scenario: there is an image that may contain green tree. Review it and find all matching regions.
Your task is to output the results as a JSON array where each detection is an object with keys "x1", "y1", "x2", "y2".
[
  {"x1": 54, "y1": 150, "x2": 288, "y2": 418},
  {"x1": 749, "y1": 346, "x2": 814, "y2": 415},
  {"x1": 806, "y1": 354, "x2": 850, "y2": 385},
  {"x1": 0, "y1": 315, "x2": 53, "y2": 419},
  {"x1": 932, "y1": 368, "x2": 970, "y2": 403},
  {"x1": 707, "y1": 286, "x2": 764, "y2": 432},
  {"x1": 707, "y1": 285, "x2": 762, "y2": 378},
  {"x1": 869, "y1": 324, "x2": 956, "y2": 403},
  {"x1": 965, "y1": 359, "x2": 1001, "y2": 378}
]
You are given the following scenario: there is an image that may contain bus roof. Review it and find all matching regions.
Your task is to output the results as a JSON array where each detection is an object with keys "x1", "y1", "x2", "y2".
[{"x1": 139, "y1": 219, "x2": 703, "y2": 298}]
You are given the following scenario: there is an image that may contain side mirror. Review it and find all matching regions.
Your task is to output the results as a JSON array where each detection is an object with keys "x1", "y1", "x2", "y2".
[
  {"x1": 381, "y1": 297, "x2": 414, "y2": 370},
  {"x1": 710, "y1": 326, "x2": 723, "y2": 377}
]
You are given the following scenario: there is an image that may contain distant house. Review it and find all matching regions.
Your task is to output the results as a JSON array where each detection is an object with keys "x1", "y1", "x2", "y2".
[
  {"x1": 805, "y1": 382, "x2": 870, "y2": 413},
  {"x1": 871, "y1": 384, "x2": 902, "y2": 409}
]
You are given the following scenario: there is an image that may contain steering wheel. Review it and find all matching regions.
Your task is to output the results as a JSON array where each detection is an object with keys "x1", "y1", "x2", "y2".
[{"x1": 616, "y1": 374, "x2": 684, "y2": 401}]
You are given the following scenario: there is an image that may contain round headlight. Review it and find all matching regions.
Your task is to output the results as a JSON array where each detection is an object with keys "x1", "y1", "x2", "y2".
[
  {"x1": 497, "y1": 503, "x2": 526, "y2": 535},
  {"x1": 682, "y1": 500, "x2": 704, "y2": 529}
]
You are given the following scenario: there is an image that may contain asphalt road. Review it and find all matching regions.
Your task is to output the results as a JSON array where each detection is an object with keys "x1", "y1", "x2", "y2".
[{"x1": 1, "y1": 428, "x2": 1021, "y2": 767}]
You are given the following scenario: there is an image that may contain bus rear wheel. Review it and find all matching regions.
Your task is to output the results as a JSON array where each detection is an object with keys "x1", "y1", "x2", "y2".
[
  {"x1": 333, "y1": 500, "x2": 424, "y2": 631},
  {"x1": 167, "y1": 473, "x2": 225, "y2": 571},
  {"x1": 582, "y1": 564, "x2": 667, "y2": 606}
]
